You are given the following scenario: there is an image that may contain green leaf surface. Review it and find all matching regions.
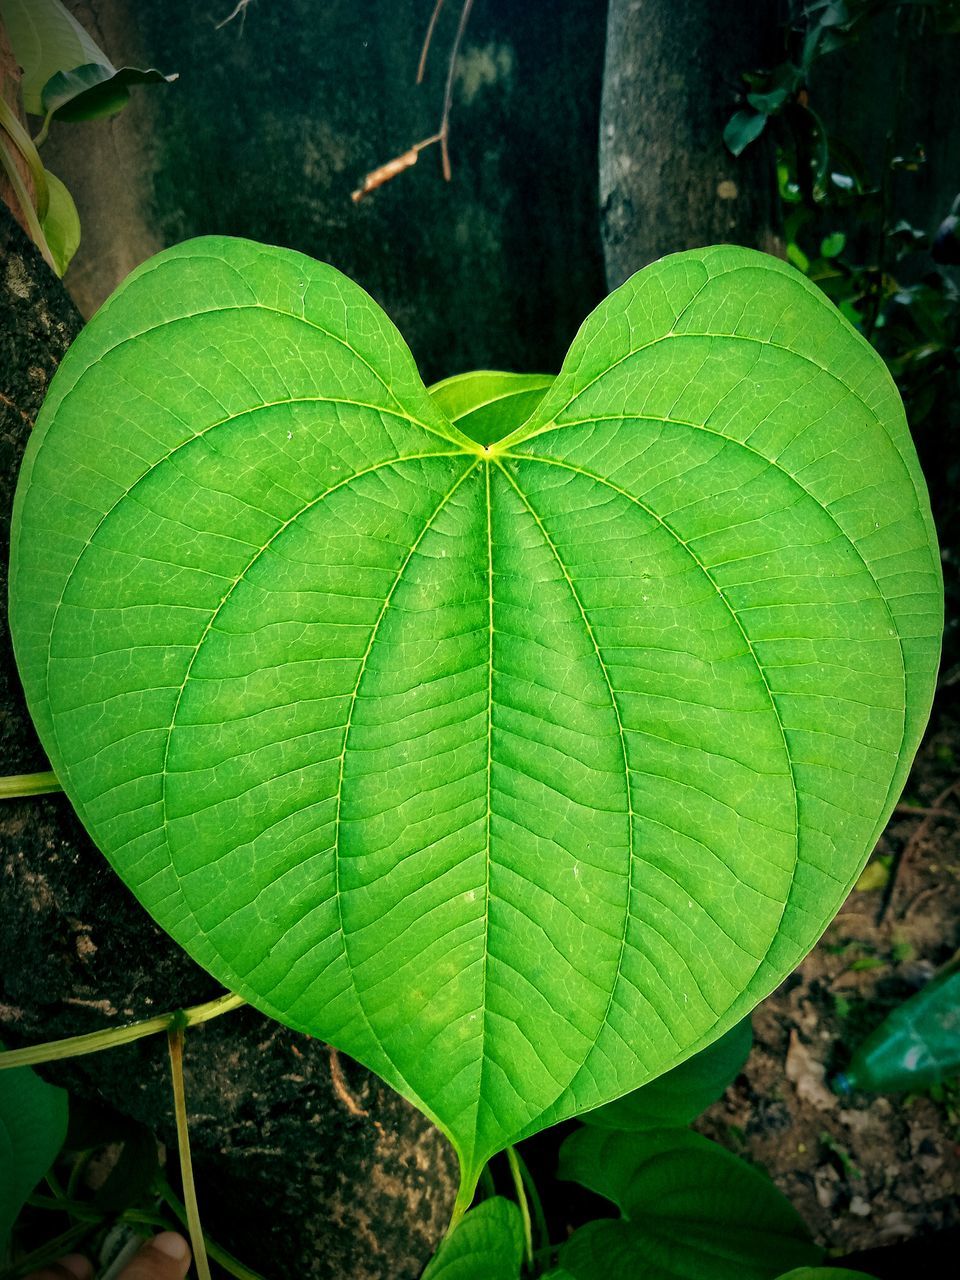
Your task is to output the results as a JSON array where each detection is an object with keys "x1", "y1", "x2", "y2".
[
  {"x1": 0, "y1": 1057, "x2": 68, "y2": 1250},
  {"x1": 9, "y1": 238, "x2": 942, "y2": 1197},
  {"x1": 422, "y1": 1197, "x2": 523, "y2": 1280},
  {"x1": 39, "y1": 168, "x2": 79, "y2": 276},
  {"x1": 584, "y1": 1016, "x2": 751, "y2": 1130},
  {"x1": 0, "y1": 0, "x2": 174, "y2": 118},
  {"x1": 558, "y1": 1127, "x2": 820, "y2": 1280}
]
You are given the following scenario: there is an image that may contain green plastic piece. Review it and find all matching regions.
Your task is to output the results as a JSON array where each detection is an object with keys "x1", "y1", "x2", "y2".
[{"x1": 836, "y1": 964, "x2": 960, "y2": 1094}]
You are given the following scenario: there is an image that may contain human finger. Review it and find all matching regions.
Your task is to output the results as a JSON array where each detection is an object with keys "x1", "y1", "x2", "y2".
[
  {"x1": 115, "y1": 1233, "x2": 192, "y2": 1280},
  {"x1": 24, "y1": 1256, "x2": 92, "y2": 1280}
]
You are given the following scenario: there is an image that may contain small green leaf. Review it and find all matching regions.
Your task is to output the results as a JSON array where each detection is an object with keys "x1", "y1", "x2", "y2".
[
  {"x1": 584, "y1": 1017, "x2": 752, "y2": 1130},
  {"x1": 786, "y1": 241, "x2": 811, "y2": 273},
  {"x1": 41, "y1": 62, "x2": 177, "y2": 124},
  {"x1": 429, "y1": 371, "x2": 553, "y2": 448},
  {"x1": 422, "y1": 1197, "x2": 523, "y2": 1280},
  {"x1": 0, "y1": 0, "x2": 174, "y2": 120},
  {"x1": 820, "y1": 233, "x2": 846, "y2": 260},
  {"x1": 39, "y1": 169, "x2": 80, "y2": 276},
  {"x1": 0, "y1": 1056, "x2": 68, "y2": 1250},
  {"x1": 853, "y1": 857, "x2": 889, "y2": 892},
  {"x1": 723, "y1": 110, "x2": 767, "y2": 157},
  {"x1": 559, "y1": 1128, "x2": 821, "y2": 1280}
]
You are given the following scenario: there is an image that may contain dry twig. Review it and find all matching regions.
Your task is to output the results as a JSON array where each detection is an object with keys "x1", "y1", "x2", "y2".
[
  {"x1": 351, "y1": 0, "x2": 476, "y2": 202},
  {"x1": 879, "y1": 778, "x2": 960, "y2": 923},
  {"x1": 216, "y1": 0, "x2": 253, "y2": 31}
]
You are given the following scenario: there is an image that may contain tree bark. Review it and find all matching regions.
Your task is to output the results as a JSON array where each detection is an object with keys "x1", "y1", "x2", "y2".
[
  {"x1": 0, "y1": 206, "x2": 457, "y2": 1280},
  {"x1": 600, "y1": 0, "x2": 783, "y2": 287}
]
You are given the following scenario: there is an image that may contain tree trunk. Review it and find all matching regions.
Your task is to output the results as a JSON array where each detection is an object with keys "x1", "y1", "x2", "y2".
[
  {"x1": 600, "y1": 0, "x2": 783, "y2": 287},
  {"x1": 0, "y1": 206, "x2": 457, "y2": 1280}
]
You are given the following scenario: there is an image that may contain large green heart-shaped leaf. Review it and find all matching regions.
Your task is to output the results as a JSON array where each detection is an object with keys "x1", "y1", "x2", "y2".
[{"x1": 8, "y1": 238, "x2": 942, "y2": 1201}]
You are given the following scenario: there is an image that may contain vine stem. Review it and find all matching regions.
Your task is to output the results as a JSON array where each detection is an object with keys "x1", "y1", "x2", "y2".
[
  {"x1": 167, "y1": 1025, "x2": 212, "y2": 1280},
  {"x1": 505, "y1": 1145, "x2": 533, "y2": 1269},
  {"x1": 0, "y1": 992, "x2": 246, "y2": 1069},
  {"x1": 157, "y1": 1180, "x2": 269, "y2": 1280},
  {"x1": 0, "y1": 769, "x2": 62, "y2": 798}
]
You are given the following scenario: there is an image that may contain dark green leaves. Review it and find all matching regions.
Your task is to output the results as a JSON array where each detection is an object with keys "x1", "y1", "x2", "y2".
[
  {"x1": 40, "y1": 62, "x2": 176, "y2": 124},
  {"x1": 9, "y1": 238, "x2": 942, "y2": 1199},
  {"x1": 723, "y1": 109, "x2": 768, "y2": 156},
  {"x1": 558, "y1": 1128, "x2": 821, "y2": 1280},
  {"x1": 0, "y1": 1060, "x2": 67, "y2": 1250}
]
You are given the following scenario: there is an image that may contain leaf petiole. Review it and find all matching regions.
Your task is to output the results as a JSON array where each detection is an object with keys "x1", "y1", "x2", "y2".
[
  {"x1": 167, "y1": 1026, "x2": 211, "y2": 1280},
  {"x1": 505, "y1": 1146, "x2": 534, "y2": 1270}
]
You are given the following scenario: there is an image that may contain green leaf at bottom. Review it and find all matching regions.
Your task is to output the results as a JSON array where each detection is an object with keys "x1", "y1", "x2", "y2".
[
  {"x1": 559, "y1": 1127, "x2": 820, "y2": 1280},
  {"x1": 0, "y1": 1058, "x2": 68, "y2": 1250},
  {"x1": 422, "y1": 1197, "x2": 523, "y2": 1280}
]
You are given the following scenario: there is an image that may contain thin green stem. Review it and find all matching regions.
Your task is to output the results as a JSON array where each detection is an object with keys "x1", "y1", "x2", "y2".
[
  {"x1": 157, "y1": 1180, "x2": 269, "y2": 1280},
  {"x1": 511, "y1": 1147, "x2": 548, "y2": 1253},
  {"x1": 43, "y1": 1168, "x2": 69, "y2": 1201},
  {"x1": 0, "y1": 991, "x2": 246, "y2": 1070},
  {"x1": 28, "y1": 1189, "x2": 168, "y2": 1232},
  {"x1": 505, "y1": 1145, "x2": 534, "y2": 1270},
  {"x1": 0, "y1": 770, "x2": 62, "y2": 798},
  {"x1": 66, "y1": 1148, "x2": 95, "y2": 1202},
  {"x1": 33, "y1": 112, "x2": 53, "y2": 148},
  {"x1": 166, "y1": 1026, "x2": 211, "y2": 1280},
  {"x1": 26, "y1": 1191, "x2": 102, "y2": 1222}
]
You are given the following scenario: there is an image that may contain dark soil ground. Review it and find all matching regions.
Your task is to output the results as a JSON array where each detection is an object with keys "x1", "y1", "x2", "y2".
[{"x1": 697, "y1": 690, "x2": 960, "y2": 1261}]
